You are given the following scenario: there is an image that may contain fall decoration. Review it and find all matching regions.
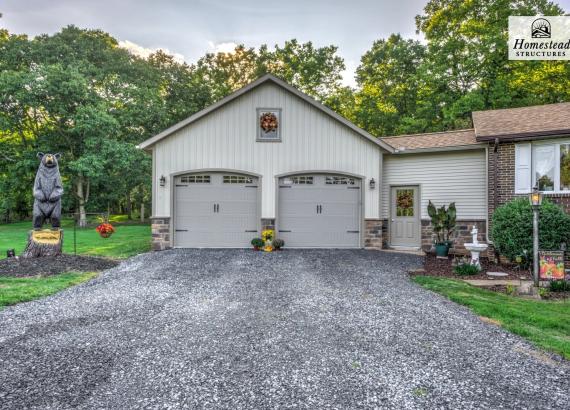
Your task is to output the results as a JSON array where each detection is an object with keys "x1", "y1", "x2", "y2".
[
  {"x1": 96, "y1": 222, "x2": 115, "y2": 238},
  {"x1": 260, "y1": 112, "x2": 278, "y2": 133},
  {"x1": 261, "y1": 229, "x2": 274, "y2": 242}
]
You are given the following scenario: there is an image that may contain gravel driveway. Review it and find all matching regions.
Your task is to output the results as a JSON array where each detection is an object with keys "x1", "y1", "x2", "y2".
[{"x1": 0, "y1": 250, "x2": 567, "y2": 409}]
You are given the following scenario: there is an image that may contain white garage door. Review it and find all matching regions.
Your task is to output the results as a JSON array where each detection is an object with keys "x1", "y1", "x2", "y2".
[
  {"x1": 278, "y1": 174, "x2": 361, "y2": 248},
  {"x1": 174, "y1": 173, "x2": 259, "y2": 247}
]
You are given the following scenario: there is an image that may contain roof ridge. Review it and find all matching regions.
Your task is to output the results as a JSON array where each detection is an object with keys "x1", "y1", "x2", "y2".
[{"x1": 472, "y1": 101, "x2": 570, "y2": 115}]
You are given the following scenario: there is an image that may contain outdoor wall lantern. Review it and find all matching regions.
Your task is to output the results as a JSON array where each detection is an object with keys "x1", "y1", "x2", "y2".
[
  {"x1": 529, "y1": 185, "x2": 543, "y2": 286},
  {"x1": 159, "y1": 175, "x2": 166, "y2": 187},
  {"x1": 369, "y1": 178, "x2": 376, "y2": 190}
]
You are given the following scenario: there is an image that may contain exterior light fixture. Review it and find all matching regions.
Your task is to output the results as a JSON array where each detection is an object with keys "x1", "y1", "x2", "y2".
[
  {"x1": 159, "y1": 175, "x2": 166, "y2": 187},
  {"x1": 529, "y1": 185, "x2": 543, "y2": 207},
  {"x1": 369, "y1": 178, "x2": 376, "y2": 189},
  {"x1": 529, "y1": 184, "x2": 543, "y2": 286},
  {"x1": 6, "y1": 249, "x2": 15, "y2": 258}
]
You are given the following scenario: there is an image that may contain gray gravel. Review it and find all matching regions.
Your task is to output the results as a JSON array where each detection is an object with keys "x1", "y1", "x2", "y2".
[{"x1": 0, "y1": 249, "x2": 567, "y2": 409}]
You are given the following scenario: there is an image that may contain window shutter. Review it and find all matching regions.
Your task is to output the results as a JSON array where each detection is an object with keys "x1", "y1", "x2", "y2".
[{"x1": 515, "y1": 143, "x2": 531, "y2": 193}]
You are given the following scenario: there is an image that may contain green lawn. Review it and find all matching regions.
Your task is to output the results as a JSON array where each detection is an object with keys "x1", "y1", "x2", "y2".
[
  {"x1": 413, "y1": 276, "x2": 570, "y2": 360},
  {"x1": 0, "y1": 220, "x2": 150, "y2": 259},
  {"x1": 0, "y1": 272, "x2": 98, "y2": 309}
]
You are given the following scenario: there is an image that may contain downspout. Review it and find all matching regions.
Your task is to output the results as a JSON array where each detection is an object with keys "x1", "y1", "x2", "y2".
[
  {"x1": 491, "y1": 138, "x2": 500, "y2": 259},
  {"x1": 493, "y1": 138, "x2": 499, "y2": 213}
]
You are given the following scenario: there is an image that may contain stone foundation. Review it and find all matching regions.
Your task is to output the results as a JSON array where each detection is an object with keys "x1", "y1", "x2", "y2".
[
  {"x1": 364, "y1": 219, "x2": 383, "y2": 249},
  {"x1": 149, "y1": 217, "x2": 387, "y2": 250},
  {"x1": 261, "y1": 218, "x2": 275, "y2": 231},
  {"x1": 151, "y1": 217, "x2": 171, "y2": 251},
  {"x1": 421, "y1": 219, "x2": 487, "y2": 255}
]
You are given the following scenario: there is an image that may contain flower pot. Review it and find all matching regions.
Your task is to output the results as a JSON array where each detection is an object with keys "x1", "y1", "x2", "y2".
[
  {"x1": 99, "y1": 232, "x2": 113, "y2": 238},
  {"x1": 435, "y1": 243, "x2": 450, "y2": 257}
]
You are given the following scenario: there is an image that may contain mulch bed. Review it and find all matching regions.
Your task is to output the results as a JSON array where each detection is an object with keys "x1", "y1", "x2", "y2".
[
  {"x1": 0, "y1": 254, "x2": 119, "y2": 278},
  {"x1": 416, "y1": 254, "x2": 529, "y2": 281}
]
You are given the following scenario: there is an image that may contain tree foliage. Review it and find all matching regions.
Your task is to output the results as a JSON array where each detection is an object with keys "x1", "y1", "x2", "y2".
[{"x1": 1, "y1": 0, "x2": 570, "y2": 224}]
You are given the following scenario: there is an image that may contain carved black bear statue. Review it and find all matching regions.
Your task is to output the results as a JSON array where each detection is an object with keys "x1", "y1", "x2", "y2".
[{"x1": 33, "y1": 153, "x2": 63, "y2": 230}]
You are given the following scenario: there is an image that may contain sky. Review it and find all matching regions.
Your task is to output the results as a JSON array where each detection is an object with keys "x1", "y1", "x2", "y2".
[{"x1": 2, "y1": 0, "x2": 570, "y2": 87}]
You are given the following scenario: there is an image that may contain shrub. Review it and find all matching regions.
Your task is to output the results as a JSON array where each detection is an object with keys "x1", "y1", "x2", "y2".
[
  {"x1": 491, "y1": 198, "x2": 570, "y2": 263},
  {"x1": 251, "y1": 238, "x2": 264, "y2": 248},
  {"x1": 549, "y1": 280, "x2": 570, "y2": 292},
  {"x1": 453, "y1": 263, "x2": 480, "y2": 276},
  {"x1": 272, "y1": 238, "x2": 284, "y2": 249}
]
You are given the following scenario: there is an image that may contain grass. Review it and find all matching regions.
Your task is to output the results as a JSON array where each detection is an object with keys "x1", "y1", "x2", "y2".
[
  {"x1": 0, "y1": 219, "x2": 150, "y2": 259},
  {"x1": 0, "y1": 272, "x2": 98, "y2": 309},
  {"x1": 413, "y1": 276, "x2": 570, "y2": 360}
]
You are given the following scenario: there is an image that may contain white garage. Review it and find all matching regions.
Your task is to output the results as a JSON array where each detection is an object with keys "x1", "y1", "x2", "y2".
[{"x1": 140, "y1": 74, "x2": 391, "y2": 250}]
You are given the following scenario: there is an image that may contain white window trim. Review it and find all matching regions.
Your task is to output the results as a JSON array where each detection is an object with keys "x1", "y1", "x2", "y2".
[{"x1": 526, "y1": 139, "x2": 570, "y2": 194}]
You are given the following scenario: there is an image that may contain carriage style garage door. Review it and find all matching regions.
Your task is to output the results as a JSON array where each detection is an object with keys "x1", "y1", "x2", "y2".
[
  {"x1": 278, "y1": 174, "x2": 361, "y2": 248},
  {"x1": 174, "y1": 173, "x2": 258, "y2": 247}
]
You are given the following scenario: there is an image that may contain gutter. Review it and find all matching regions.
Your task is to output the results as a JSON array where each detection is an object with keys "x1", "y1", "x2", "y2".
[
  {"x1": 476, "y1": 129, "x2": 570, "y2": 142},
  {"x1": 390, "y1": 144, "x2": 486, "y2": 155}
]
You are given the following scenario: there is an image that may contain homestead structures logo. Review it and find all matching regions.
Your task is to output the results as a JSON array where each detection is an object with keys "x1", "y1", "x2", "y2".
[
  {"x1": 509, "y1": 16, "x2": 570, "y2": 60},
  {"x1": 532, "y1": 18, "x2": 551, "y2": 38}
]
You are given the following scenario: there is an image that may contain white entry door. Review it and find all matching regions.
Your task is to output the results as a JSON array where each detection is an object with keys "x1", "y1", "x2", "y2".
[{"x1": 174, "y1": 173, "x2": 258, "y2": 247}]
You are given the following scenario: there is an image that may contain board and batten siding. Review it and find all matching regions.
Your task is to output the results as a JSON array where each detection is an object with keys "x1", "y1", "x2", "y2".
[
  {"x1": 152, "y1": 82, "x2": 382, "y2": 219},
  {"x1": 382, "y1": 150, "x2": 487, "y2": 220}
]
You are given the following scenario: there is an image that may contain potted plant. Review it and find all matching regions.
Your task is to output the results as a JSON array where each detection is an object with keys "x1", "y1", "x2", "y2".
[
  {"x1": 251, "y1": 238, "x2": 264, "y2": 250},
  {"x1": 95, "y1": 222, "x2": 115, "y2": 238},
  {"x1": 261, "y1": 229, "x2": 274, "y2": 252},
  {"x1": 427, "y1": 200, "x2": 456, "y2": 257},
  {"x1": 272, "y1": 238, "x2": 285, "y2": 250}
]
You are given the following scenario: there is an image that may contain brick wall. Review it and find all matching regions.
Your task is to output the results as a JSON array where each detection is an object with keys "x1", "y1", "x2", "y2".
[
  {"x1": 488, "y1": 141, "x2": 570, "y2": 228},
  {"x1": 151, "y1": 217, "x2": 171, "y2": 251}
]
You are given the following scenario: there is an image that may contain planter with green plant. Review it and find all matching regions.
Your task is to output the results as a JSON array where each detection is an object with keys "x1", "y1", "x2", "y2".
[
  {"x1": 427, "y1": 200, "x2": 456, "y2": 257},
  {"x1": 272, "y1": 238, "x2": 285, "y2": 250},
  {"x1": 251, "y1": 238, "x2": 264, "y2": 250}
]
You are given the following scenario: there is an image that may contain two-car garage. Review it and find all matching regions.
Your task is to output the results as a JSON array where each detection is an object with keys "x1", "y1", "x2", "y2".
[
  {"x1": 173, "y1": 172, "x2": 361, "y2": 248},
  {"x1": 142, "y1": 75, "x2": 387, "y2": 251}
]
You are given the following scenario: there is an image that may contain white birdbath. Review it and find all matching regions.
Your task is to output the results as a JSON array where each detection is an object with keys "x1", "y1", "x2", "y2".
[{"x1": 464, "y1": 226, "x2": 488, "y2": 267}]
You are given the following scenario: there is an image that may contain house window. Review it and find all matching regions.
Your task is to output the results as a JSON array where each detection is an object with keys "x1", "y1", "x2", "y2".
[
  {"x1": 516, "y1": 141, "x2": 570, "y2": 193},
  {"x1": 560, "y1": 144, "x2": 570, "y2": 191},
  {"x1": 533, "y1": 145, "x2": 555, "y2": 191},
  {"x1": 223, "y1": 175, "x2": 253, "y2": 184},
  {"x1": 256, "y1": 108, "x2": 281, "y2": 141}
]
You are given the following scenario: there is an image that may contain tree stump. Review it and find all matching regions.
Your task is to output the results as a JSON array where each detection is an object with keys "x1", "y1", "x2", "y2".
[{"x1": 22, "y1": 229, "x2": 63, "y2": 258}]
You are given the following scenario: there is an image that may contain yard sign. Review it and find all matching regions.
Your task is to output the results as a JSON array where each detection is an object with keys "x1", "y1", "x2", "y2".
[{"x1": 538, "y1": 251, "x2": 565, "y2": 280}]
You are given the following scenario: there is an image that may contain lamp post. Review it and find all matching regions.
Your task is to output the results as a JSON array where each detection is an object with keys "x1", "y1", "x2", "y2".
[{"x1": 529, "y1": 185, "x2": 543, "y2": 287}]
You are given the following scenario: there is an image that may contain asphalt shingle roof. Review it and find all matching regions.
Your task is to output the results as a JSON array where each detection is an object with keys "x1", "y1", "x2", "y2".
[
  {"x1": 472, "y1": 102, "x2": 570, "y2": 141},
  {"x1": 381, "y1": 129, "x2": 479, "y2": 151}
]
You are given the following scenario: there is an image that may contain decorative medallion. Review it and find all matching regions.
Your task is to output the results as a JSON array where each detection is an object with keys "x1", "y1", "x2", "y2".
[{"x1": 260, "y1": 112, "x2": 279, "y2": 133}]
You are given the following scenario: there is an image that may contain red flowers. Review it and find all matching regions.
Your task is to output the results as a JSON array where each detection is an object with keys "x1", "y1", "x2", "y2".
[{"x1": 96, "y1": 222, "x2": 115, "y2": 238}]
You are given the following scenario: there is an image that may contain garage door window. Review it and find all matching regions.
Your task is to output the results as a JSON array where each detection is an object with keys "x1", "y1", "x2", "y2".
[
  {"x1": 325, "y1": 176, "x2": 356, "y2": 185},
  {"x1": 223, "y1": 175, "x2": 253, "y2": 184},
  {"x1": 290, "y1": 176, "x2": 313, "y2": 185},
  {"x1": 180, "y1": 175, "x2": 210, "y2": 183}
]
